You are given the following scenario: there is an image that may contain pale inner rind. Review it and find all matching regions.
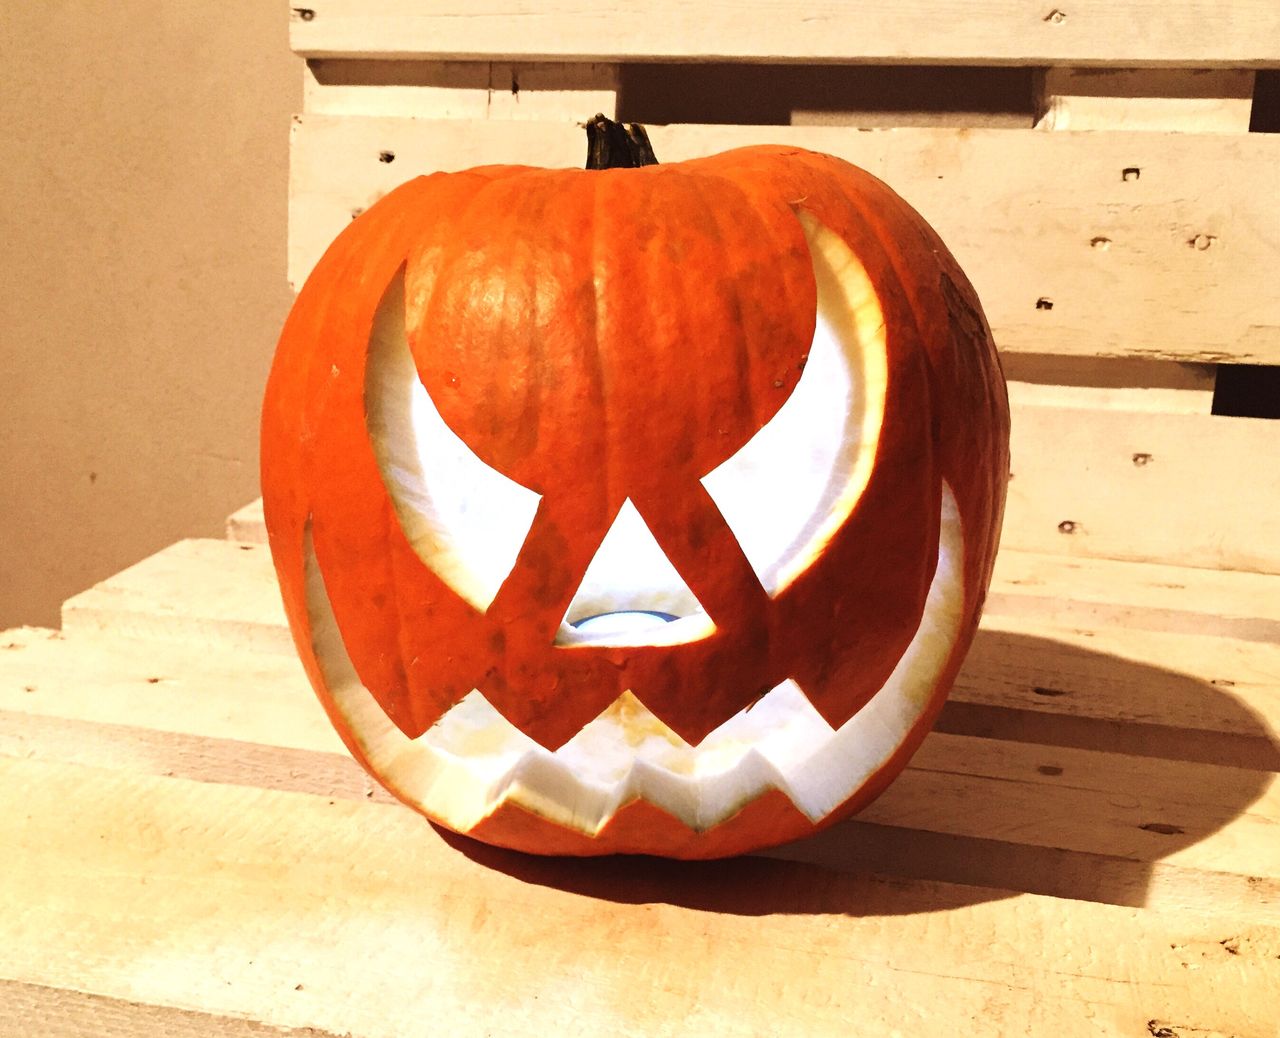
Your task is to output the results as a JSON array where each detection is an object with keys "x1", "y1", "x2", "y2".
[{"x1": 303, "y1": 483, "x2": 962, "y2": 835}]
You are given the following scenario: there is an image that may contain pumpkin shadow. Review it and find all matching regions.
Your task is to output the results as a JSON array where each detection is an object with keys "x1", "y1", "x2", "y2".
[{"x1": 436, "y1": 629, "x2": 1277, "y2": 918}]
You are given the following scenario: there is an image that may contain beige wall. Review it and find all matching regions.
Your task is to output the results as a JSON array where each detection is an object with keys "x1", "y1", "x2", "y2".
[{"x1": 0, "y1": 2, "x2": 300, "y2": 628}]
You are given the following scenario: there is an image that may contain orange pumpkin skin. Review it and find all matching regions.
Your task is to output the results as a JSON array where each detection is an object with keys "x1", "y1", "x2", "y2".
[{"x1": 261, "y1": 145, "x2": 1009, "y2": 859}]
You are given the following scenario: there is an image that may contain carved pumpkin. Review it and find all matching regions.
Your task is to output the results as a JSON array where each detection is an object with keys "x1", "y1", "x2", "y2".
[{"x1": 261, "y1": 118, "x2": 1009, "y2": 859}]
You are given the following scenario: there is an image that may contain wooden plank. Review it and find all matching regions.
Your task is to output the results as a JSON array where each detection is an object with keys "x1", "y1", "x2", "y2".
[
  {"x1": 20, "y1": 531, "x2": 1280, "y2": 768},
  {"x1": 946, "y1": 614, "x2": 1280, "y2": 770},
  {"x1": 226, "y1": 499, "x2": 268, "y2": 544},
  {"x1": 1036, "y1": 68, "x2": 1257, "y2": 132},
  {"x1": 986, "y1": 551, "x2": 1280, "y2": 643},
  {"x1": 63, "y1": 531, "x2": 1280, "y2": 667},
  {"x1": 289, "y1": 117, "x2": 1280, "y2": 364},
  {"x1": 28, "y1": 531, "x2": 1280, "y2": 915},
  {"x1": 61, "y1": 542, "x2": 294, "y2": 654},
  {"x1": 304, "y1": 60, "x2": 619, "y2": 119},
  {"x1": 0, "y1": 684, "x2": 1276, "y2": 917},
  {"x1": 289, "y1": 0, "x2": 1280, "y2": 68},
  {"x1": 223, "y1": 491, "x2": 1280, "y2": 638},
  {"x1": 0, "y1": 978, "x2": 345, "y2": 1038},
  {"x1": 3, "y1": 756, "x2": 1278, "y2": 1036},
  {"x1": 1004, "y1": 407, "x2": 1280, "y2": 574}
]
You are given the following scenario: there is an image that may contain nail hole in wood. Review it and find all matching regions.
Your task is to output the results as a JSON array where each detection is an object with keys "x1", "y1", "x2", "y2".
[
  {"x1": 1090, "y1": 236, "x2": 1112, "y2": 250},
  {"x1": 378, "y1": 151, "x2": 396, "y2": 163},
  {"x1": 1132, "y1": 452, "x2": 1153, "y2": 466},
  {"x1": 1122, "y1": 167, "x2": 1141, "y2": 181},
  {"x1": 1035, "y1": 297, "x2": 1054, "y2": 310},
  {"x1": 1189, "y1": 234, "x2": 1216, "y2": 251},
  {"x1": 350, "y1": 207, "x2": 364, "y2": 220},
  {"x1": 293, "y1": 7, "x2": 316, "y2": 20},
  {"x1": 1057, "y1": 520, "x2": 1078, "y2": 534},
  {"x1": 1044, "y1": 8, "x2": 1067, "y2": 23}
]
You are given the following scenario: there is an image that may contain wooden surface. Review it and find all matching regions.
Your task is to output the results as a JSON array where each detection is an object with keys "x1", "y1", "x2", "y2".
[
  {"x1": 289, "y1": 1, "x2": 1280, "y2": 67},
  {"x1": 2, "y1": 510, "x2": 1278, "y2": 1034},
  {"x1": 288, "y1": 116, "x2": 1280, "y2": 366}
]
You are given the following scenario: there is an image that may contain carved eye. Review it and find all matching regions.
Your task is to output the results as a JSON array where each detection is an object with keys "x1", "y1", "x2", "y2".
[
  {"x1": 365, "y1": 269, "x2": 541, "y2": 614},
  {"x1": 366, "y1": 213, "x2": 889, "y2": 646},
  {"x1": 700, "y1": 211, "x2": 888, "y2": 596}
]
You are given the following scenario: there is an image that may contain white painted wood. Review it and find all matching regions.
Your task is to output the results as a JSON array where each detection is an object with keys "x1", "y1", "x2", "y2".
[
  {"x1": 1003, "y1": 407, "x2": 1280, "y2": 574},
  {"x1": 304, "y1": 60, "x2": 618, "y2": 119},
  {"x1": 289, "y1": 0, "x2": 1280, "y2": 68},
  {"x1": 1036, "y1": 68, "x2": 1257, "y2": 132},
  {"x1": 288, "y1": 117, "x2": 1280, "y2": 364}
]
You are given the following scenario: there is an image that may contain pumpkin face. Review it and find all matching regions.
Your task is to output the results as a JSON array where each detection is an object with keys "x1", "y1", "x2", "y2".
[{"x1": 261, "y1": 142, "x2": 1009, "y2": 859}]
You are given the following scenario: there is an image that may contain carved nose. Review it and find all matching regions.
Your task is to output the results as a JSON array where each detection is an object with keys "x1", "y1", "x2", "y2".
[
  {"x1": 570, "y1": 610, "x2": 679, "y2": 637},
  {"x1": 561, "y1": 498, "x2": 704, "y2": 629}
]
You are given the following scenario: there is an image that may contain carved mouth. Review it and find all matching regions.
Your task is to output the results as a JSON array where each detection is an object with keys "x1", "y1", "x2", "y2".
[{"x1": 303, "y1": 484, "x2": 962, "y2": 835}]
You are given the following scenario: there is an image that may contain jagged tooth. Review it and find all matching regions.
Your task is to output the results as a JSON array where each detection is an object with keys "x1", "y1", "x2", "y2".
[
  {"x1": 502, "y1": 749, "x2": 620, "y2": 834},
  {"x1": 623, "y1": 756, "x2": 702, "y2": 827},
  {"x1": 694, "y1": 747, "x2": 781, "y2": 830}
]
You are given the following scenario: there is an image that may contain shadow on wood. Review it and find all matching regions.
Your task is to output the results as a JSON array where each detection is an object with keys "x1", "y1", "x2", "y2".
[{"x1": 435, "y1": 630, "x2": 1277, "y2": 917}]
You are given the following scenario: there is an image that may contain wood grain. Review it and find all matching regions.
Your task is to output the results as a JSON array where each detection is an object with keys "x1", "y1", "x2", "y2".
[
  {"x1": 0, "y1": 978, "x2": 345, "y2": 1038},
  {"x1": 289, "y1": 0, "x2": 1280, "y2": 68},
  {"x1": 24, "y1": 534, "x2": 1280, "y2": 915},
  {"x1": 288, "y1": 117, "x2": 1280, "y2": 365},
  {"x1": 1002, "y1": 407, "x2": 1280, "y2": 574},
  {"x1": 3, "y1": 755, "x2": 1278, "y2": 1037}
]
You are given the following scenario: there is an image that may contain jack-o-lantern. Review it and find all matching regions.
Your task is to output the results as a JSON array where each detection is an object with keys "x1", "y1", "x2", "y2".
[{"x1": 262, "y1": 117, "x2": 1009, "y2": 859}]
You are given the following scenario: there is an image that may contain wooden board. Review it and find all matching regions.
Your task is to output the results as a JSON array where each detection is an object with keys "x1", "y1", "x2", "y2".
[
  {"x1": 289, "y1": 116, "x2": 1280, "y2": 365},
  {"x1": 38, "y1": 531, "x2": 1280, "y2": 774},
  {"x1": 44, "y1": 537, "x2": 1280, "y2": 914},
  {"x1": 1003, "y1": 407, "x2": 1280, "y2": 574},
  {"x1": 4, "y1": 751, "x2": 1277, "y2": 1037},
  {"x1": 221, "y1": 494, "x2": 1280, "y2": 637},
  {"x1": 224, "y1": 405, "x2": 1280, "y2": 578},
  {"x1": 289, "y1": 1, "x2": 1280, "y2": 68}
]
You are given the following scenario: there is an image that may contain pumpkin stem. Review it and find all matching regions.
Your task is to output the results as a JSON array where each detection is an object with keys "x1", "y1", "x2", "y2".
[{"x1": 584, "y1": 113, "x2": 659, "y2": 169}]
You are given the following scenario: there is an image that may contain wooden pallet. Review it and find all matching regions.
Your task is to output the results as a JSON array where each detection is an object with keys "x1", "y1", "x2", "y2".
[{"x1": 5, "y1": 4, "x2": 1279, "y2": 1035}]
